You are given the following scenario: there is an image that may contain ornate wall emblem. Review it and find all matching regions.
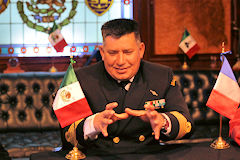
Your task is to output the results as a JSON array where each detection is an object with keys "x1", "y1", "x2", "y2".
[
  {"x1": 0, "y1": 0, "x2": 10, "y2": 14},
  {"x1": 17, "y1": 0, "x2": 78, "y2": 33},
  {"x1": 85, "y1": 0, "x2": 113, "y2": 16}
]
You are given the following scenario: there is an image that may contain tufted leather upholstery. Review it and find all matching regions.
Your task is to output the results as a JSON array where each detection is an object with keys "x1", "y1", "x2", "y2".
[
  {"x1": 0, "y1": 72, "x2": 65, "y2": 157},
  {"x1": 174, "y1": 70, "x2": 240, "y2": 139},
  {"x1": 0, "y1": 70, "x2": 239, "y2": 158}
]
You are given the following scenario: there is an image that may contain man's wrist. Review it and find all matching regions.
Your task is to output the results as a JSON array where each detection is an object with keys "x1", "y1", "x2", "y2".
[
  {"x1": 161, "y1": 114, "x2": 170, "y2": 133},
  {"x1": 83, "y1": 113, "x2": 100, "y2": 140}
]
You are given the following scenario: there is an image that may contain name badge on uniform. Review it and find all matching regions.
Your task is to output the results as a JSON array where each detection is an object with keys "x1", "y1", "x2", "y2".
[{"x1": 145, "y1": 99, "x2": 166, "y2": 109}]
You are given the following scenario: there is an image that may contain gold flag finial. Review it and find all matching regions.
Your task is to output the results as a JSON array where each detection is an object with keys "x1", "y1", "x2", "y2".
[
  {"x1": 70, "y1": 55, "x2": 76, "y2": 64},
  {"x1": 221, "y1": 42, "x2": 225, "y2": 53}
]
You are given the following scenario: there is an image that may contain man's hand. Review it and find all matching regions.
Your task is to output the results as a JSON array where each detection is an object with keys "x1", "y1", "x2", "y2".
[
  {"x1": 93, "y1": 102, "x2": 129, "y2": 137},
  {"x1": 125, "y1": 104, "x2": 165, "y2": 140}
]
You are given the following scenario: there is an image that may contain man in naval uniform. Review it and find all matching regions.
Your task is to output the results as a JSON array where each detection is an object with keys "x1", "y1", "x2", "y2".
[{"x1": 61, "y1": 18, "x2": 194, "y2": 155}]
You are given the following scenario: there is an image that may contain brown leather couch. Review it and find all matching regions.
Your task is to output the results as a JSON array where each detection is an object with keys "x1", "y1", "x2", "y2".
[
  {"x1": 0, "y1": 70, "x2": 239, "y2": 158},
  {"x1": 0, "y1": 72, "x2": 65, "y2": 158}
]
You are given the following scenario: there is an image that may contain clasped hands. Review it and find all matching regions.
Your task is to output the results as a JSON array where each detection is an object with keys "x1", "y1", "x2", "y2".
[{"x1": 93, "y1": 102, "x2": 165, "y2": 140}]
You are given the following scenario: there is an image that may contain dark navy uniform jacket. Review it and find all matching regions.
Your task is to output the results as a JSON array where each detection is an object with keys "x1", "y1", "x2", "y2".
[{"x1": 61, "y1": 60, "x2": 194, "y2": 155}]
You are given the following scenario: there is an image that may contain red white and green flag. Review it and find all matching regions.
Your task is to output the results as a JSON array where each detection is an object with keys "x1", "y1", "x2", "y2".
[
  {"x1": 53, "y1": 64, "x2": 92, "y2": 128},
  {"x1": 48, "y1": 22, "x2": 68, "y2": 52},
  {"x1": 179, "y1": 29, "x2": 200, "y2": 59}
]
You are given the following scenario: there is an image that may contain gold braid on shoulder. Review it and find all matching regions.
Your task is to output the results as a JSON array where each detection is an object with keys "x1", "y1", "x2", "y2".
[{"x1": 65, "y1": 119, "x2": 84, "y2": 147}]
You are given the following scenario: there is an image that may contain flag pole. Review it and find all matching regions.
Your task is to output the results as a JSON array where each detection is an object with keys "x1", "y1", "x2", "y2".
[
  {"x1": 210, "y1": 42, "x2": 230, "y2": 149},
  {"x1": 65, "y1": 122, "x2": 86, "y2": 160},
  {"x1": 181, "y1": 54, "x2": 189, "y2": 70},
  {"x1": 65, "y1": 56, "x2": 86, "y2": 160}
]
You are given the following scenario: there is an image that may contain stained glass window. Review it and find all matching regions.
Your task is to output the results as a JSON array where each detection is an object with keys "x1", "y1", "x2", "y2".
[{"x1": 0, "y1": 0, "x2": 133, "y2": 57}]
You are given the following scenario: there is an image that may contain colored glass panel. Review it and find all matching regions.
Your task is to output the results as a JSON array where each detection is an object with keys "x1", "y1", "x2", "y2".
[{"x1": 0, "y1": 0, "x2": 133, "y2": 57}]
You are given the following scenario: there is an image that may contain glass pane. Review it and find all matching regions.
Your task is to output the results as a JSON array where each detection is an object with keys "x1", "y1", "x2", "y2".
[
  {"x1": 0, "y1": 24, "x2": 10, "y2": 44},
  {"x1": 0, "y1": 0, "x2": 133, "y2": 57},
  {"x1": 11, "y1": 24, "x2": 23, "y2": 44}
]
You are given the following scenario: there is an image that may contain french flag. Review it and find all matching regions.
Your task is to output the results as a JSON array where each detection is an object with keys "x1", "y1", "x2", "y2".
[{"x1": 206, "y1": 55, "x2": 240, "y2": 119}]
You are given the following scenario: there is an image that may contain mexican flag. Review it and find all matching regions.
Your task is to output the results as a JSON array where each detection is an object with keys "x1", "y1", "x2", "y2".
[
  {"x1": 53, "y1": 64, "x2": 93, "y2": 128},
  {"x1": 179, "y1": 29, "x2": 200, "y2": 59},
  {"x1": 48, "y1": 22, "x2": 68, "y2": 52}
]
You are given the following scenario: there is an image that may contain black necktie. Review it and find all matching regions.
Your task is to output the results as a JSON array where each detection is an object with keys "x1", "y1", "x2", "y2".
[
  {"x1": 115, "y1": 80, "x2": 131, "y2": 113},
  {"x1": 119, "y1": 80, "x2": 131, "y2": 91}
]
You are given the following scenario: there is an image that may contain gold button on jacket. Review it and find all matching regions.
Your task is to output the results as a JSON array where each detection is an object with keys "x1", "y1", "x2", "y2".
[
  {"x1": 113, "y1": 137, "x2": 120, "y2": 144},
  {"x1": 139, "y1": 135, "x2": 145, "y2": 142}
]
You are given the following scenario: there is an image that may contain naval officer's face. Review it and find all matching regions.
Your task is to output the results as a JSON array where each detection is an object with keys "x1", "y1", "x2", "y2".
[{"x1": 100, "y1": 32, "x2": 145, "y2": 81}]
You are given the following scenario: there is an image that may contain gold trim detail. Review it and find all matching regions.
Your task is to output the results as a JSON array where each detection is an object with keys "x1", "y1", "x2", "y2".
[
  {"x1": 170, "y1": 111, "x2": 192, "y2": 139},
  {"x1": 65, "y1": 119, "x2": 84, "y2": 146}
]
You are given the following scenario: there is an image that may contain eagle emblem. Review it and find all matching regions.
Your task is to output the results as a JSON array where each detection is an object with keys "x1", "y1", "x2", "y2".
[{"x1": 60, "y1": 89, "x2": 71, "y2": 102}]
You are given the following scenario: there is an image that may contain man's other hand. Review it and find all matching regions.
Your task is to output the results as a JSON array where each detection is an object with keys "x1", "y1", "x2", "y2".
[
  {"x1": 93, "y1": 102, "x2": 129, "y2": 137},
  {"x1": 125, "y1": 104, "x2": 165, "y2": 140}
]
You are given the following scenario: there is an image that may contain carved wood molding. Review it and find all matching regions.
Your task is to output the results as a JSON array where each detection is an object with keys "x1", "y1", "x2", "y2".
[{"x1": 0, "y1": 56, "x2": 89, "y2": 72}]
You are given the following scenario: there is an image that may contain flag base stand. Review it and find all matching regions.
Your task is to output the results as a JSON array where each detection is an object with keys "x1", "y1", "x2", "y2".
[
  {"x1": 181, "y1": 61, "x2": 189, "y2": 70},
  {"x1": 210, "y1": 115, "x2": 230, "y2": 150},
  {"x1": 210, "y1": 136, "x2": 230, "y2": 149},
  {"x1": 49, "y1": 65, "x2": 58, "y2": 72},
  {"x1": 65, "y1": 147, "x2": 86, "y2": 160}
]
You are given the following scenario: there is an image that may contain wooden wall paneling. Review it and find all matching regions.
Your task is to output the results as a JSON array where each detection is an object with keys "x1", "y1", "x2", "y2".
[
  {"x1": 134, "y1": 0, "x2": 154, "y2": 61},
  {"x1": 232, "y1": 0, "x2": 240, "y2": 70},
  {"x1": 134, "y1": 0, "x2": 239, "y2": 70}
]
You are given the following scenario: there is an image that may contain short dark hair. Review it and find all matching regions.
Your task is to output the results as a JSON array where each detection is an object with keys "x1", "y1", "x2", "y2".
[{"x1": 101, "y1": 18, "x2": 141, "y2": 41}]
